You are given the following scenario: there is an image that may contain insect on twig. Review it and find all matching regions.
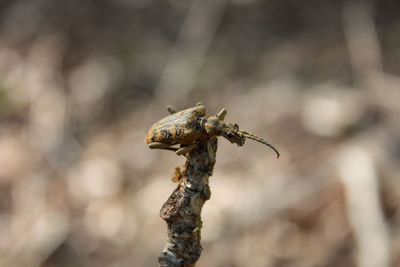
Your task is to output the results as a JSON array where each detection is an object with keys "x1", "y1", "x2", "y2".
[{"x1": 145, "y1": 102, "x2": 280, "y2": 163}]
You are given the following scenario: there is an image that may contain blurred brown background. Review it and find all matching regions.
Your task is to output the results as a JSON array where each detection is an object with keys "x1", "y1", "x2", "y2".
[{"x1": 0, "y1": 0, "x2": 400, "y2": 266}]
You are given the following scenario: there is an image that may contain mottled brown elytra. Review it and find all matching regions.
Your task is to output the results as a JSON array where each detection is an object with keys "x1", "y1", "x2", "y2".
[{"x1": 145, "y1": 103, "x2": 280, "y2": 163}]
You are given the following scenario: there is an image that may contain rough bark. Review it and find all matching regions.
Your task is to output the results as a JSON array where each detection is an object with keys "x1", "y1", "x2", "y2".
[{"x1": 158, "y1": 138, "x2": 217, "y2": 267}]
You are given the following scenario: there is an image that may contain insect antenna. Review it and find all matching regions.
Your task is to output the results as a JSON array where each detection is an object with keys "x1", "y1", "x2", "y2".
[{"x1": 238, "y1": 130, "x2": 280, "y2": 158}]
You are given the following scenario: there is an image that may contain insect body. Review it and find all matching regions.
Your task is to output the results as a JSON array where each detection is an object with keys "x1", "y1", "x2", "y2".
[
  {"x1": 145, "y1": 104, "x2": 207, "y2": 146},
  {"x1": 145, "y1": 103, "x2": 279, "y2": 163}
]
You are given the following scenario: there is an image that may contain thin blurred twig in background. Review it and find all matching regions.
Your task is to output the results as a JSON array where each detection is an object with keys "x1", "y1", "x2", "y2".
[{"x1": 156, "y1": 0, "x2": 228, "y2": 104}]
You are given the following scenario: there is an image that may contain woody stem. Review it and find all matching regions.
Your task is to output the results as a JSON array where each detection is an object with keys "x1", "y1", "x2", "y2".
[{"x1": 158, "y1": 138, "x2": 217, "y2": 267}]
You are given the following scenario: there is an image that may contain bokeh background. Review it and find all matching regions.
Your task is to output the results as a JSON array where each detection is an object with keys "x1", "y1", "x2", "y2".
[{"x1": 0, "y1": 0, "x2": 400, "y2": 266}]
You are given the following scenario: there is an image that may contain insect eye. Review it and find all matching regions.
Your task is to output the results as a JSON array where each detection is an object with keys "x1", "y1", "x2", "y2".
[
  {"x1": 234, "y1": 124, "x2": 239, "y2": 131},
  {"x1": 227, "y1": 132, "x2": 234, "y2": 137}
]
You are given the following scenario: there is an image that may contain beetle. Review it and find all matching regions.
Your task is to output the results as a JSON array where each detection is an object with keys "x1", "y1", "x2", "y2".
[{"x1": 145, "y1": 103, "x2": 280, "y2": 163}]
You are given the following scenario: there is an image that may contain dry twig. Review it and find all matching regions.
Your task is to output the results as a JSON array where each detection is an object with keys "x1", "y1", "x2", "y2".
[{"x1": 158, "y1": 138, "x2": 217, "y2": 267}]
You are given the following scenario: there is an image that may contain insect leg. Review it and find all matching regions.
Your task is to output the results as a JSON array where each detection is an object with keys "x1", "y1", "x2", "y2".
[
  {"x1": 207, "y1": 140, "x2": 216, "y2": 164},
  {"x1": 167, "y1": 105, "x2": 178, "y2": 114},
  {"x1": 176, "y1": 142, "x2": 198, "y2": 155},
  {"x1": 217, "y1": 108, "x2": 227, "y2": 121},
  {"x1": 148, "y1": 142, "x2": 179, "y2": 152}
]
